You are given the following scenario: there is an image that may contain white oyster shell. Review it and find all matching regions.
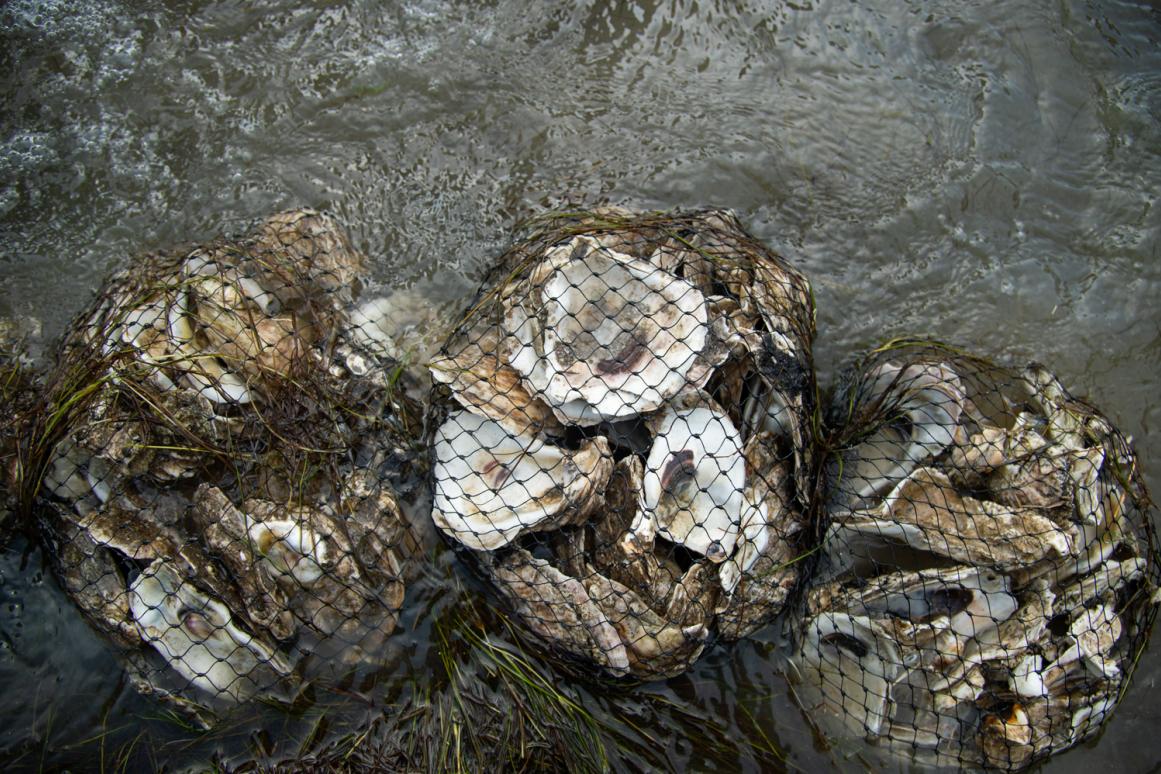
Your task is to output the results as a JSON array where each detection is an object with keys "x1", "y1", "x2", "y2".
[
  {"x1": 633, "y1": 406, "x2": 751, "y2": 563},
  {"x1": 716, "y1": 489, "x2": 770, "y2": 596},
  {"x1": 798, "y1": 612, "x2": 905, "y2": 738},
  {"x1": 128, "y1": 560, "x2": 290, "y2": 702},
  {"x1": 432, "y1": 409, "x2": 612, "y2": 551},
  {"x1": 248, "y1": 516, "x2": 328, "y2": 586},
  {"x1": 503, "y1": 235, "x2": 710, "y2": 425}
]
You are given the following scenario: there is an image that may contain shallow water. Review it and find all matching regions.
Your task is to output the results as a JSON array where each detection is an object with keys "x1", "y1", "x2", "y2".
[{"x1": 1, "y1": 0, "x2": 1160, "y2": 770}]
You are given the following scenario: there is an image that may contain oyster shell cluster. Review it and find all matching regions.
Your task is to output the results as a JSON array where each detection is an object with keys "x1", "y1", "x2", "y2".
[
  {"x1": 795, "y1": 342, "x2": 1157, "y2": 769},
  {"x1": 36, "y1": 210, "x2": 421, "y2": 722},
  {"x1": 17, "y1": 204, "x2": 1160, "y2": 769},
  {"x1": 429, "y1": 209, "x2": 816, "y2": 677}
]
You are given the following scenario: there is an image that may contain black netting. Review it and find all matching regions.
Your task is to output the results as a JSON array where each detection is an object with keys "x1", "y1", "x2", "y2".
[
  {"x1": 796, "y1": 340, "x2": 1161, "y2": 770},
  {"x1": 7, "y1": 204, "x2": 1159, "y2": 769},
  {"x1": 427, "y1": 208, "x2": 817, "y2": 678},
  {"x1": 27, "y1": 209, "x2": 424, "y2": 724}
]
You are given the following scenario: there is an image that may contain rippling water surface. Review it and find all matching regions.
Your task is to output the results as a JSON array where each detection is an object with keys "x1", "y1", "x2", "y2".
[{"x1": 2, "y1": 0, "x2": 1160, "y2": 770}]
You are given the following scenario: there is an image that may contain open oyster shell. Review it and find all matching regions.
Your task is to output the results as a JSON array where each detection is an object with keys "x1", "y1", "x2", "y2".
[
  {"x1": 431, "y1": 409, "x2": 612, "y2": 551},
  {"x1": 634, "y1": 405, "x2": 751, "y2": 563},
  {"x1": 502, "y1": 235, "x2": 716, "y2": 426},
  {"x1": 798, "y1": 612, "x2": 905, "y2": 738},
  {"x1": 129, "y1": 560, "x2": 292, "y2": 703}
]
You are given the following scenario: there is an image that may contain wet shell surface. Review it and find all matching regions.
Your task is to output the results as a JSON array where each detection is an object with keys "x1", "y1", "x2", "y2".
[
  {"x1": 799, "y1": 612, "x2": 904, "y2": 737},
  {"x1": 503, "y1": 235, "x2": 713, "y2": 425},
  {"x1": 432, "y1": 409, "x2": 612, "y2": 551},
  {"x1": 129, "y1": 560, "x2": 291, "y2": 702}
]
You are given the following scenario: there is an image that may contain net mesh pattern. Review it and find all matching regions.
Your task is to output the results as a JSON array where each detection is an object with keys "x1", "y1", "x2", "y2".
[
  {"x1": 428, "y1": 208, "x2": 817, "y2": 678},
  {"x1": 9, "y1": 204, "x2": 1159, "y2": 768},
  {"x1": 29, "y1": 209, "x2": 422, "y2": 724},
  {"x1": 799, "y1": 340, "x2": 1161, "y2": 770}
]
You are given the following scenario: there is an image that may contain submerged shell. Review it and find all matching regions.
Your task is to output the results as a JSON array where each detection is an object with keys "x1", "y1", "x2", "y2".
[
  {"x1": 129, "y1": 561, "x2": 290, "y2": 702},
  {"x1": 432, "y1": 410, "x2": 612, "y2": 550},
  {"x1": 504, "y1": 235, "x2": 713, "y2": 425},
  {"x1": 798, "y1": 613, "x2": 905, "y2": 737}
]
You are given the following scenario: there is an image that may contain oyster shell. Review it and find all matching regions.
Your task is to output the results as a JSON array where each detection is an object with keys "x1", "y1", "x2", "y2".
[
  {"x1": 40, "y1": 208, "x2": 374, "y2": 524},
  {"x1": 486, "y1": 548, "x2": 631, "y2": 676},
  {"x1": 580, "y1": 564, "x2": 712, "y2": 678},
  {"x1": 809, "y1": 566, "x2": 1019, "y2": 675},
  {"x1": 797, "y1": 612, "x2": 905, "y2": 737},
  {"x1": 1022, "y1": 364, "x2": 1113, "y2": 453},
  {"x1": 193, "y1": 477, "x2": 411, "y2": 664},
  {"x1": 592, "y1": 456, "x2": 683, "y2": 605},
  {"x1": 841, "y1": 361, "x2": 964, "y2": 502},
  {"x1": 244, "y1": 495, "x2": 405, "y2": 662},
  {"x1": 487, "y1": 543, "x2": 717, "y2": 679},
  {"x1": 129, "y1": 560, "x2": 291, "y2": 702},
  {"x1": 191, "y1": 485, "x2": 297, "y2": 640},
  {"x1": 631, "y1": 405, "x2": 751, "y2": 563},
  {"x1": 841, "y1": 566, "x2": 1018, "y2": 647},
  {"x1": 432, "y1": 409, "x2": 612, "y2": 551},
  {"x1": 503, "y1": 235, "x2": 717, "y2": 425},
  {"x1": 829, "y1": 466, "x2": 1074, "y2": 569},
  {"x1": 101, "y1": 209, "x2": 355, "y2": 382},
  {"x1": 431, "y1": 318, "x2": 561, "y2": 437},
  {"x1": 715, "y1": 432, "x2": 804, "y2": 637},
  {"x1": 425, "y1": 209, "x2": 820, "y2": 680}
]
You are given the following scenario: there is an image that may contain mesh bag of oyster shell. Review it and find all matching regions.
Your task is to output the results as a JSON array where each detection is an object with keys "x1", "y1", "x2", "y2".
[
  {"x1": 428, "y1": 208, "x2": 819, "y2": 678},
  {"x1": 26, "y1": 209, "x2": 424, "y2": 723},
  {"x1": 795, "y1": 339, "x2": 1161, "y2": 770}
]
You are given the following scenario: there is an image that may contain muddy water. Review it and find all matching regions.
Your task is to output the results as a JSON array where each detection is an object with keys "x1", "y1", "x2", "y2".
[{"x1": 2, "y1": 0, "x2": 1160, "y2": 770}]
